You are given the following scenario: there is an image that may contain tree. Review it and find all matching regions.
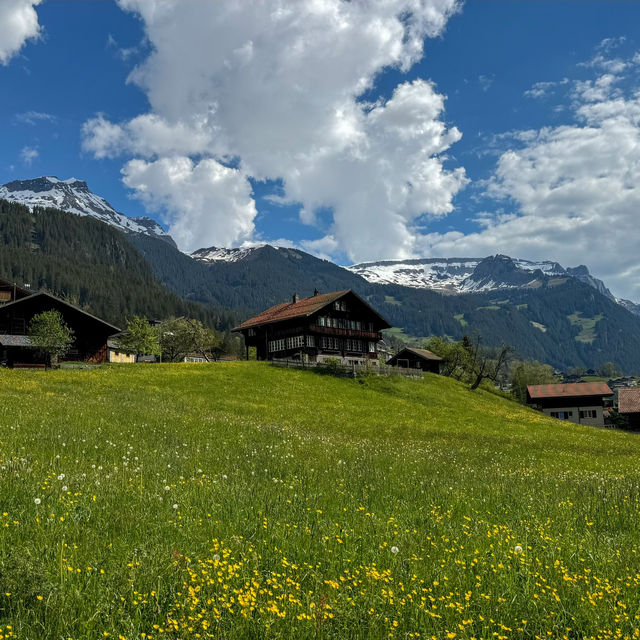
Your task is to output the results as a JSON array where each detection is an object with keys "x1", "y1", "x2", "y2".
[
  {"x1": 27, "y1": 310, "x2": 74, "y2": 368},
  {"x1": 119, "y1": 316, "x2": 161, "y2": 359},
  {"x1": 598, "y1": 361, "x2": 621, "y2": 378},
  {"x1": 158, "y1": 317, "x2": 221, "y2": 362},
  {"x1": 425, "y1": 334, "x2": 513, "y2": 390},
  {"x1": 423, "y1": 336, "x2": 471, "y2": 380},
  {"x1": 510, "y1": 360, "x2": 556, "y2": 403},
  {"x1": 463, "y1": 335, "x2": 513, "y2": 390}
]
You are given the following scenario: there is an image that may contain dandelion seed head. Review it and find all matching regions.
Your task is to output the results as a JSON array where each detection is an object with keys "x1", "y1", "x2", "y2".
[
  {"x1": 391, "y1": 546, "x2": 399, "y2": 554},
  {"x1": 34, "y1": 498, "x2": 41, "y2": 505},
  {"x1": 514, "y1": 545, "x2": 523, "y2": 554}
]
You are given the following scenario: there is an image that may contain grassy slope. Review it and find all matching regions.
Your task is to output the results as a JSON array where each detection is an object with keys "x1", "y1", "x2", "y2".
[{"x1": 1, "y1": 364, "x2": 640, "y2": 639}]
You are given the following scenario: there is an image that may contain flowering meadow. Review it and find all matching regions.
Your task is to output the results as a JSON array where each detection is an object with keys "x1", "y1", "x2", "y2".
[{"x1": 2, "y1": 363, "x2": 640, "y2": 639}]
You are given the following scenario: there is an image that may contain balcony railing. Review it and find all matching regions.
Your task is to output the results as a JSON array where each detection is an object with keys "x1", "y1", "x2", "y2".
[{"x1": 309, "y1": 325, "x2": 382, "y2": 340}]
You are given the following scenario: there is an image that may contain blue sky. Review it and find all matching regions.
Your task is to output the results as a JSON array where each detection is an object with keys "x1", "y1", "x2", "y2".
[{"x1": 2, "y1": 1, "x2": 640, "y2": 299}]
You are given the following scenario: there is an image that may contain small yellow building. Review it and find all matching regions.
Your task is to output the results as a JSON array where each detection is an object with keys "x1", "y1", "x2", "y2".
[{"x1": 107, "y1": 340, "x2": 136, "y2": 363}]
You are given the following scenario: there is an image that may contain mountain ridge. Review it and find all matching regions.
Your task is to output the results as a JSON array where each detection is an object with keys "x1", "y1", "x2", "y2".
[{"x1": 0, "y1": 176, "x2": 176, "y2": 247}]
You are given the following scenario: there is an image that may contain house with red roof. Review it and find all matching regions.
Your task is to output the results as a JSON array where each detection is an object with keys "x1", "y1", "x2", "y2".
[
  {"x1": 617, "y1": 388, "x2": 640, "y2": 429},
  {"x1": 526, "y1": 382, "x2": 614, "y2": 427},
  {"x1": 233, "y1": 289, "x2": 391, "y2": 365}
]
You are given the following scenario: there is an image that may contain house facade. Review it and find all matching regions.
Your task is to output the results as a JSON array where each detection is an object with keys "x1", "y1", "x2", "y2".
[
  {"x1": 617, "y1": 388, "x2": 640, "y2": 429},
  {"x1": 0, "y1": 279, "x2": 120, "y2": 366},
  {"x1": 387, "y1": 347, "x2": 442, "y2": 373},
  {"x1": 526, "y1": 382, "x2": 614, "y2": 427},
  {"x1": 233, "y1": 289, "x2": 391, "y2": 365}
]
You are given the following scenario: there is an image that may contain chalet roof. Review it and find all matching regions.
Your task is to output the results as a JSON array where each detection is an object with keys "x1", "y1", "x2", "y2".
[
  {"x1": 392, "y1": 347, "x2": 443, "y2": 362},
  {"x1": 233, "y1": 289, "x2": 391, "y2": 331},
  {"x1": 0, "y1": 334, "x2": 32, "y2": 347},
  {"x1": 0, "y1": 291, "x2": 120, "y2": 334},
  {"x1": 527, "y1": 382, "x2": 613, "y2": 400},
  {"x1": 618, "y1": 388, "x2": 640, "y2": 414}
]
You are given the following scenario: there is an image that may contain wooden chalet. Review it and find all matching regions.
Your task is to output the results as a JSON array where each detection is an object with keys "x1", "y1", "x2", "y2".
[
  {"x1": 0, "y1": 278, "x2": 120, "y2": 367},
  {"x1": 387, "y1": 347, "x2": 442, "y2": 374},
  {"x1": 526, "y1": 382, "x2": 613, "y2": 427},
  {"x1": 233, "y1": 289, "x2": 391, "y2": 364}
]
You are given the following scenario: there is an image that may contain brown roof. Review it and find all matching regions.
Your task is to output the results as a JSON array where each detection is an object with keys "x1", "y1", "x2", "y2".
[
  {"x1": 618, "y1": 388, "x2": 640, "y2": 414},
  {"x1": 233, "y1": 289, "x2": 391, "y2": 331},
  {"x1": 527, "y1": 382, "x2": 613, "y2": 400},
  {"x1": 392, "y1": 347, "x2": 442, "y2": 362}
]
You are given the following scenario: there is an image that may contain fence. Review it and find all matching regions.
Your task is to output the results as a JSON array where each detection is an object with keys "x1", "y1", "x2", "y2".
[{"x1": 270, "y1": 358, "x2": 423, "y2": 378}]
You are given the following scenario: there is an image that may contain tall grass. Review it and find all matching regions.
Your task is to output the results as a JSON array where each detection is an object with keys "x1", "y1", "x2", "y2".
[{"x1": 0, "y1": 363, "x2": 639, "y2": 639}]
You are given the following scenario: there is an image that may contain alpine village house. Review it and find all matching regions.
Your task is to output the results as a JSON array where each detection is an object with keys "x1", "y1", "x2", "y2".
[
  {"x1": 233, "y1": 289, "x2": 391, "y2": 365},
  {"x1": 0, "y1": 278, "x2": 120, "y2": 367}
]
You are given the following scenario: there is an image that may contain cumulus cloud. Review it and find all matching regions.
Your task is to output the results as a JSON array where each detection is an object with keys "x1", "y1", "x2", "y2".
[
  {"x1": 121, "y1": 157, "x2": 257, "y2": 252},
  {"x1": 421, "y1": 62, "x2": 640, "y2": 301},
  {"x1": 84, "y1": 0, "x2": 465, "y2": 257},
  {"x1": 0, "y1": 0, "x2": 42, "y2": 65}
]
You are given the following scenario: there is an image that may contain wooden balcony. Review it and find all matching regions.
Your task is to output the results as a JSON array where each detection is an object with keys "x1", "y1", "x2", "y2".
[{"x1": 309, "y1": 325, "x2": 382, "y2": 340}]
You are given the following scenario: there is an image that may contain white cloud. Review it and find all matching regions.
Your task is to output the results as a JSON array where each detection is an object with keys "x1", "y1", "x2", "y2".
[
  {"x1": 121, "y1": 156, "x2": 257, "y2": 252},
  {"x1": 0, "y1": 0, "x2": 42, "y2": 65},
  {"x1": 20, "y1": 145, "x2": 38, "y2": 165},
  {"x1": 420, "y1": 63, "x2": 640, "y2": 301},
  {"x1": 84, "y1": 0, "x2": 465, "y2": 257},
  {"x1": 14, "y1": 110, "x2": 55, "y2": 126}
]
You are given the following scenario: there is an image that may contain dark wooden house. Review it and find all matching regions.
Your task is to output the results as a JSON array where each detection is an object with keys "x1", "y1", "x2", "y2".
[
  {"x1": 387, "y1": 347, "x2": 442, "y2": 373},
  {"x1": 233, "y1": 289, "x2": 391, "y2": 364},
  {"x1": 526, "y1": 382, "x2": 613, "y2": 427},
  {"x1": 617, "y1": 388, "x2": 640, "y2": 429},
  {"x1": 0, "y1": 280, "x2": 120, "y2": 366}
]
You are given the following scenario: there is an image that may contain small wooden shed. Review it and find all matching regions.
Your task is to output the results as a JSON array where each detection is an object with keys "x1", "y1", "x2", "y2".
[{"x1": 387, "y1": 347, "x2": 442, "y2": 374}]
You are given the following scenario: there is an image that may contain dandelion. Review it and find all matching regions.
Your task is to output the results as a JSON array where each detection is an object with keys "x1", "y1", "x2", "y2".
[
  {"x1": 164, "y1": 486, "x2": 170, "y2": 491},
  {"x1": 58, "y1": 474, "x2": 65, "y2": 481},
  {"x1": 172, "y1": 504, "x2": 178, "y2": 510},
  {"x1": 62, "y1": 486, "x2": 68, "y2": 492},
  {"x1": 514, "y1": 545, "x2": 523, "y2": 554},
  {"x1": 391, "y1": 546, "x2": 399, "y2": 554},
  {"x1": 34, "y1": 498, "x2": 41, "y2": 505}
]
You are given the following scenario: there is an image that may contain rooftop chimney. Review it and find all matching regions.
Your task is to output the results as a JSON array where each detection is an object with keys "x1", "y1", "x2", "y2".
[
  {"x1": 313, "y1": 288, "x2": 319, "y2": 296},
  {"x1": 292, "y1": 293, "x2": 299, "y2": 303}
]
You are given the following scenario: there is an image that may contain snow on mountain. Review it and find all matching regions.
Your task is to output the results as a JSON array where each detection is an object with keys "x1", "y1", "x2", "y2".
[
  {"x1": 348, "y1": 254, "x2": 620, "y2": 300},
  {"x1": 0, "y1": 176, "x2": 174, "y2": 245},
  {"x1": 191, "y1": 244, "x2": 276, "y2": 263}
]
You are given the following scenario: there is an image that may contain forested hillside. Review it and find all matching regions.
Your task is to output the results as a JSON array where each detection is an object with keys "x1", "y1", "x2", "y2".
[
  {"x1": 130, "y1": 236, "x2": 640, "y2": 372},
  {"x1": 0, "y1": 199, "x2": 239, "y2": 329}
]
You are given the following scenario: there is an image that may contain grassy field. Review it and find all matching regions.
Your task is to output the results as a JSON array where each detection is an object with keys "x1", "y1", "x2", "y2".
[{"x1": 1, "y1": 363, "x2": 640, "y2": 639}]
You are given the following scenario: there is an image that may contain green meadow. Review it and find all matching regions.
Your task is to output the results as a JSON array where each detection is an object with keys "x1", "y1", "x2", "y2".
[{"x1": 1, "y1": 363, "x2": 640, "y2": 639}]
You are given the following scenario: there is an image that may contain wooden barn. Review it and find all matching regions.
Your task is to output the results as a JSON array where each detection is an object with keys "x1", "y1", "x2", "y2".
[
  {"x1": 387, "y1": 347, "x2": 442, "y2": 373},
  {"x1": 0, "y1": 279, "x2": 120, "y2": 367},
  {"x1": 233, "y1": 289, "x2": 391, "y2": 365}
]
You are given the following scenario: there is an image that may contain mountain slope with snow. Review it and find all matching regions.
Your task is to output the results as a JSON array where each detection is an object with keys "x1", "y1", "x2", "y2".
[
  {"x1": 0, "y1": 176, "x2": 175, "y2": 246},
  {"x1": 347, "y1": 254, "x2": 616, "y2": 300}
]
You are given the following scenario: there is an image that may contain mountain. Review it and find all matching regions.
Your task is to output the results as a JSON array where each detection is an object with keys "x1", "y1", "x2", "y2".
[
  {"x1": 0, "y1": 176, "x2": 176, "y2": 247},
  {"x1": 130, "y1": 239, "x2": 640, "y2": 372},
  {"x1": 0, "y1": 198, "x2": 238, "y2": 332},
  {"x1": 348, "y1": 254, "x2": 616, "y2": 299}
]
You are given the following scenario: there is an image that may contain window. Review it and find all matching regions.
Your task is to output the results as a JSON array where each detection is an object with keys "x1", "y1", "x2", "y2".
[
  {"x1": 248, "y1": 328, "x2": 256, "y2": 337},
  {"x1": 268, "y1": 339, "x2": 286, "y2": 352},
  {"x1": 334, "y1": 300, "x2": 347, "y2": 311},
  {"x1": 580, "y1": 409, "x2": 597, "y2": 419},
  {"x1": 318, "y1": 316, "x2": 325, "y2": 327},
  {"x1": 306, "y1": 335, "x2": 315, "y2": 347},
  {"x1": 369, "y1": 341, "x2": 376, "y2": 353},
  {"x1": 286, "y1": 336, "x2": 305, "y2": 349}
]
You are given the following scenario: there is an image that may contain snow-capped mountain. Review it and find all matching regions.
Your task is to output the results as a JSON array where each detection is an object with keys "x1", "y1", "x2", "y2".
[
  {"x1": 348, "y1": 254, "x2": 615, "y2": 299},
  {"x1": 191, "y1": 245, "x2": 270, "y2": 263},
  {"x1": 0, "y1": 176, "x2": 175, "y2": 245}
]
